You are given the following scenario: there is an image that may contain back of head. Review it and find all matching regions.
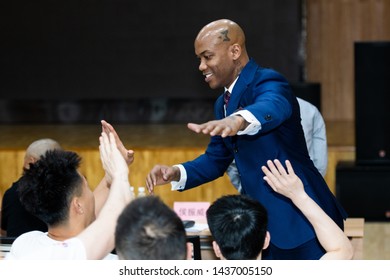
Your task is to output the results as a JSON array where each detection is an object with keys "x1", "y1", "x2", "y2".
[
  {"x1": 115, "y1": 196, "x2": 187, "y2": 260},
  {"x1": 206, "y1": 194, "x2": 268, "y2": 260},
  {"x1": 24, "y1": 138, "x2": 62, "y2": 169},
  {"x1": 18, "y1": 149, "x2": 83, "y2": 227}
]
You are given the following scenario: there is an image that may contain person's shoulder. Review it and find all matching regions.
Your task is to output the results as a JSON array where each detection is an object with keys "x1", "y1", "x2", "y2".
[
  {"x1": 11, "y1": 235, "x2": 87, "y2": 260},
  {"x1": 3, "y1": 182, "x2": 18, "y2": 196},
  {"x1": 13, "y1": 230, "x2": 46, "y2": 243},
  {"x1": 7, "y1": 231, "x2": 46, "y2": 259},
  {"x1": 297, "y1": 98, "x2": 320, "y2": 113},
  {"x1": 252, "y1": 63, "x2": 288, "y2": 82}
]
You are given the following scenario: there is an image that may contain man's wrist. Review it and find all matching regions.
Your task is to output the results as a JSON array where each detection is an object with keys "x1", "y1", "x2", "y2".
[
  {"x1": 232, "y1": 115, "x2": 248, "y2": 131},
  {"x1": 112, "y1": 172, "x2": 129, "y2": 183},
  {"x1": 231, "y1": 110, "x2": 261, "y2": 135},
  {"x1": 172, "y1": 166, "x2": 181, "y2": 181}
]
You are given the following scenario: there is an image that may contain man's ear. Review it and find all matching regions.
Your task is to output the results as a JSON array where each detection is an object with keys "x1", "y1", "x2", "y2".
[
  {"x1": 230, "y1": 44, "x2": 242, "y2": 60},
  {"x1": 23, "y1": 156, "x2": 37, "y2": 169},
  {"x1": 72, "y1": 197, "x2": 84, "y2": 215},
  {"x1": 212, "y1": 240, "x2": 224, "y2": 259},
  {"x1": 256, "y1": 231, "x2": 271, "y2": 260},
  {"x1": 263, "y1": 231, "x2": 271, "y2": 250}
]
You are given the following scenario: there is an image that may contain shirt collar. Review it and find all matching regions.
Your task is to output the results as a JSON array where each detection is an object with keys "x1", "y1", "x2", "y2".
[{"x1": 225, "y1": 76, "x2": 239, "y2": 94}]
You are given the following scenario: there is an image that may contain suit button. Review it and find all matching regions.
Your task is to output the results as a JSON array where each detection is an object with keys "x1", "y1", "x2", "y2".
[
  {"x1": 234, "y1": 148, "x2": 238, "y2": 153},
  {"x1": 265, "y1": 114, "x2": 272, "y2": 121}
]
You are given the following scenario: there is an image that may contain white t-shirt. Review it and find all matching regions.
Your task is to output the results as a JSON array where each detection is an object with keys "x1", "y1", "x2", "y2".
[{"x1": 5, "y1": 231, "x2": 117, "y2": 260}]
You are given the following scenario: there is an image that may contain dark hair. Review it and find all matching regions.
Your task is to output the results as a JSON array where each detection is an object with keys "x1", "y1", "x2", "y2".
[
  {"x1": 115, "y1": 196, "x2": 187, "y2": 260},
  {"x1": 206, "y1": 194, "x2": 268, "y2": 260},
  {"x1": 18, "y1": 150, "x2": 83, "y2": 227}
]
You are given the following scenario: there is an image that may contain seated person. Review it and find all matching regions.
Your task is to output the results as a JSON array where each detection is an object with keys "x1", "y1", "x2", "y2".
[
  {"x1": 206, "y1": 159, "x2": 353, "y2": 260},
  {"x1": 296, "y1": 97, "x2": 327, "y2": 177},
  {"x1": 6, "y1": 131, "x2": 132, "y2": 260},
  {"x1": 1, "y1": 138, "x2": 62, "y2": 237},
  {"x1": 115, "y1": 195, "x2": 191, "y2": 260}
]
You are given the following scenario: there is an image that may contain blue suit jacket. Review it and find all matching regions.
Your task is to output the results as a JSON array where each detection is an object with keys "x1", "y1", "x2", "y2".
[{"x1": 182, "y1": 59, "x2": 347, "y2": 249}]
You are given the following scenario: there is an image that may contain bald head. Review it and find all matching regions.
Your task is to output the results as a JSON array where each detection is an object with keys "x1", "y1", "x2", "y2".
[
  {"x1": 196, "y1": 19, "x2": 247, "y2": 55},
  {"x1": 195, "y1": 19, "x2": 249, "y2": 89},
  {"x1": 24, "y1": 138, "x2": 62, "y2": 169}
]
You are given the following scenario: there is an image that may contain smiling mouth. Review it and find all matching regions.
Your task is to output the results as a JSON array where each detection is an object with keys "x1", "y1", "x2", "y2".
[{"x1": 204, "y1": 73, "x2": 213, "y2": 82}]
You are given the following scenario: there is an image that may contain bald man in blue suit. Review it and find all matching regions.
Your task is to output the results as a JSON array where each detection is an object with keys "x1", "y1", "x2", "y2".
[{"x1": 146, "y1": 19, "x2": 347, "y2": 260}]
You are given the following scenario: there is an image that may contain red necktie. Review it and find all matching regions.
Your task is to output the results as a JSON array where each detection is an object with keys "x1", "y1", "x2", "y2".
[{"x1": 224, "y1": 90, "x2": 231, "y2": 107}]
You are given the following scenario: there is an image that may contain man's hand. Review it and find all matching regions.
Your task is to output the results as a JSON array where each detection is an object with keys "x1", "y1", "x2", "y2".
[
  {"x1": 101, "y1": 120, "x2": 134, "y2": 165},
  {"x1": 146, "y1": 165, "x2": 180, "y2": 194},
  {"x1": 99, "y1": 132, "x2": 129, "y2": 183},
  {"x1": 187, "y1": 115, "x2": 246, "y2": 138},
  {"x1": 261, "y1": 159, "x2": 306, "y2": 202}
]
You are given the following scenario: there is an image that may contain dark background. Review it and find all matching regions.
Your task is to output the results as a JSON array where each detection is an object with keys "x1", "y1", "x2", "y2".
[{"x1": 0, "y1": 0, "x2": 302, "y2": 123}]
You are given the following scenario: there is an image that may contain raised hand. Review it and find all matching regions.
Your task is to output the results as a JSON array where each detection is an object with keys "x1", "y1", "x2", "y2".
[
  {"x1": 101, "y1": 120, "x2": 134, "y2": 165},
  {"x1": 99, "y1": 132, "x2": 129, "y2": 183},
  {"x1": 261, "y1": 159, "x2": 305, "y2": 201}
]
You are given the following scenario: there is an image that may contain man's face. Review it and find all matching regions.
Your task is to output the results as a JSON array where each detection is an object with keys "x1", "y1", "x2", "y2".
[{"x1": 195, "y1": 36, "x2": 236, "y2": 90}]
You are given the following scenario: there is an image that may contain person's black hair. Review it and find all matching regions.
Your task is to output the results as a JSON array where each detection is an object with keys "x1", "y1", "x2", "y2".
[
  {"x1": 115, "y1": 195, "x2": 187, "y2": 260},
  {"x1": 206, "y1": 194, "x2": 268, "y2": 260},
  {"x1": 18, "y1": 150, "x2": 83, "y2": 226}
]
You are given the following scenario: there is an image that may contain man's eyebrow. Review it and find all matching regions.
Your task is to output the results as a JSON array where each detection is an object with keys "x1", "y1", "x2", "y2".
[{"x1": 198, "y1": 50, "x2": 212, "y2": 57}]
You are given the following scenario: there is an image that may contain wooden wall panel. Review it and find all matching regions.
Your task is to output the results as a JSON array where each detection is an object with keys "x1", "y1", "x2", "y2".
[
  {"x1": 0, "y1": 145, "x2": 354, "y2": 208},
  {"x1": 121, "y1": 148, "x2": 239, "y2": 208},
  {"x1": 325, "y1": 146, "x2": 355, "y2": 194},
  {"x1": 306, "y1": 0, "x2": 390, "y2": 121},
  {"x1": 0, "y1": 150, "x2": 25, "y2": 190},
  {"x1": 0, "y1": 148, "x2": 238, "y2": 209}
]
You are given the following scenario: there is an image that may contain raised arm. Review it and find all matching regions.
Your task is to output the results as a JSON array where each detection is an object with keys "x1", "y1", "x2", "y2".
[
  {"x1": 94, "y1": 120, "x2": 135, "y2": 215},
  {"x1": 77, "y1": 132, "x2": 132, "y2": 260},
  {"x1": 187, "y1": 115, "x2": 247, "y2": 138},
  {"x1": 261, "y1": 159, "x2": 353, "y2": 260}
]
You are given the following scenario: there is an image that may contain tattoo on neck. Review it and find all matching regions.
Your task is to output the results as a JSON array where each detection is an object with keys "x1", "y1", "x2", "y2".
[{"x1": 219, "y1": 30, "x2": 230, "y2": 42}]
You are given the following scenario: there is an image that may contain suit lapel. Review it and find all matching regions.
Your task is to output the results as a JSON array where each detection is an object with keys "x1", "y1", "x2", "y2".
[
  {"x1": 215, "y1": 93, "x2": 225, "y2": 119},
  {"x1": 225, "y1": 59, "x2": 258, "y2": 116},
  {"x1": 227, "y1": 83, "x2": 246, "y2": 115}
]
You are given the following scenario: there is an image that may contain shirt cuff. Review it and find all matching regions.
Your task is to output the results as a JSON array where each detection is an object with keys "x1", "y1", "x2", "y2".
[
  {"x1": 231, "y1": 110, "x2": 261, "y2": 135},
  {"x1": 170, "y1": 164, "x2": 187, "y2": 191}
]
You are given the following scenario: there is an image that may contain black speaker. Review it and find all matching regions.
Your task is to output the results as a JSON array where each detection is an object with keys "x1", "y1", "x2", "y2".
[
  {"x1": 336, "y1": 161, "x2": 390, "y2": 221},
  {"x1": 290, "y1": 82, "x2": 321, "y2": 112},
  {"x1": 355, "y1": 41, "x2": 390, "y2": 165}
]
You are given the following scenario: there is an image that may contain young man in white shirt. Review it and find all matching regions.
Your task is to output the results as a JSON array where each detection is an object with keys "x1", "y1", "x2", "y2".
[{"x1": 6, "y1": 128, "x2": 133, "y2": 260}]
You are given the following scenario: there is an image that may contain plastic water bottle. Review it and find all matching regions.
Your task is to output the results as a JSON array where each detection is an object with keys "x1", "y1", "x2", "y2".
[
  {"x1": 130, "y1": 186, "x2": 136, "y2": 199},
  {"x1": 137, "y1": 186, "x2": 146, "y2": 198}
]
